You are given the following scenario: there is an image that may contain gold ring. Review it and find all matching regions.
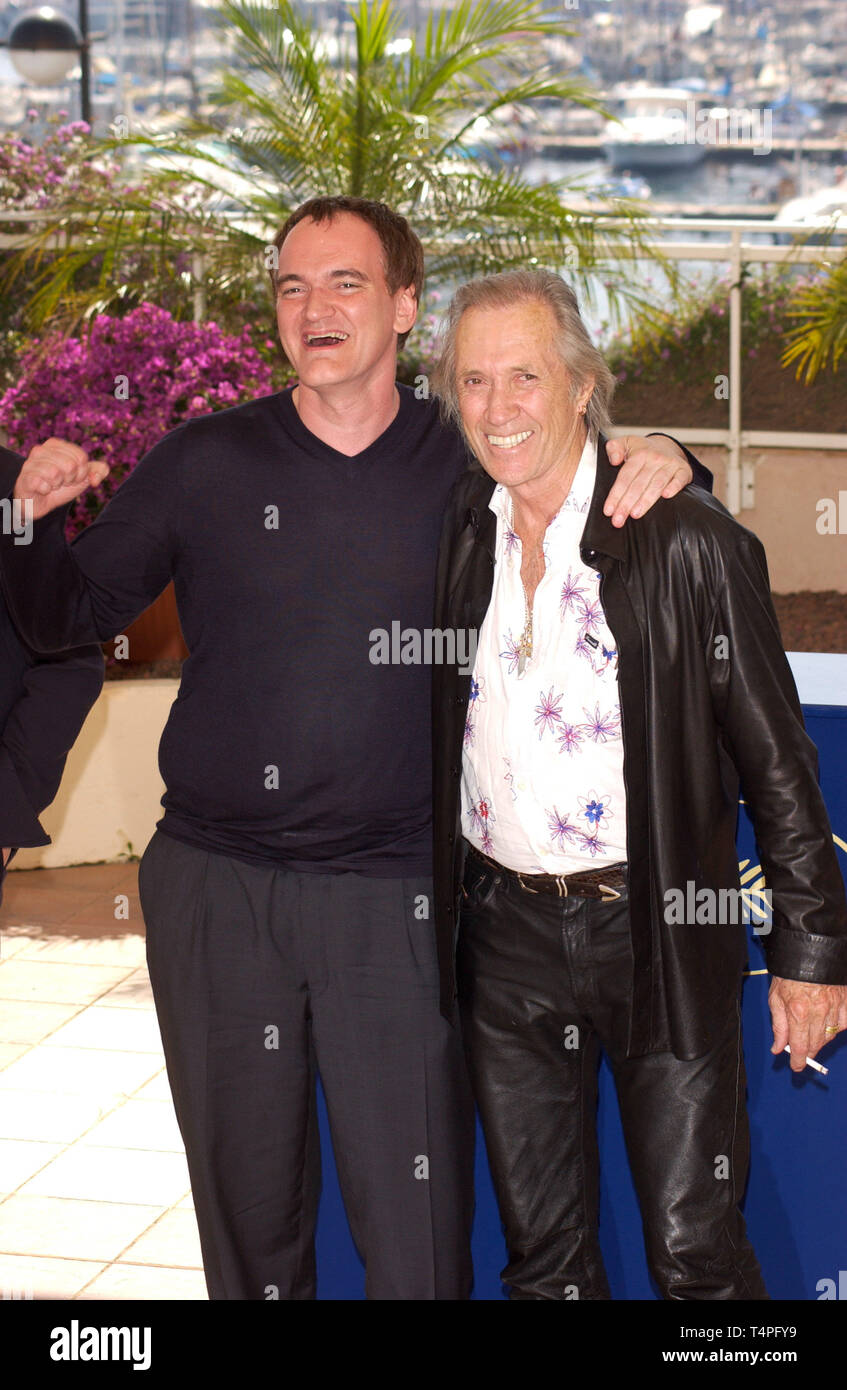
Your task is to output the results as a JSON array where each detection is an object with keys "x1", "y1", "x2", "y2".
[{"x1": 825, "y1": 1025, "x2": 839, "y2": 1034}]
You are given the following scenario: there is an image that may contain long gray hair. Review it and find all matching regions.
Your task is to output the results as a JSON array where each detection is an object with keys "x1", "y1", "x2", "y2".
[{"x1": 431, "y1": 269, "x2": 615, "y2": 439}]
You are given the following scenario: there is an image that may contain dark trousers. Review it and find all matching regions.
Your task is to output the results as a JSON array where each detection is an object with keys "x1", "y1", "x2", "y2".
[
  {"x1": 457, "y1": 848, "x2": 768, "y2": 1301},
  {"x1": 138, "y1": 829, "x2": 475, "y2": 1300}
]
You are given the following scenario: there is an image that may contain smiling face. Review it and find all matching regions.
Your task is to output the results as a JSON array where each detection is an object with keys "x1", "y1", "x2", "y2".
[
  {"x1": 454, "y1": 299, "x2": 594, "y2": 500},
  {"x1": 275, "y1": 212, "x2": 417, "y2": 394}
]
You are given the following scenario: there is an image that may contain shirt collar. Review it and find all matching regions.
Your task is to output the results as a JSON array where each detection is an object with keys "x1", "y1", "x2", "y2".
[{"x1": 488, "y1": 431, "x2": 597, "y2": 526}]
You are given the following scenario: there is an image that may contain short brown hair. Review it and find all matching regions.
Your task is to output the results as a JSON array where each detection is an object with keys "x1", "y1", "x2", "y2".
[{"x1": 270, "y1": 196, "x2": 424, "y2": 350}]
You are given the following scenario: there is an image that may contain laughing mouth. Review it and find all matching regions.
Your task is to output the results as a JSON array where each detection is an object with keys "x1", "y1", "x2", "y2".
[
  {"x1": 485, "y1": 430, "x2": 533, "y2": 448},
  {"x1": 304, "y1": 331, "x2": 349, "y2": 347}
]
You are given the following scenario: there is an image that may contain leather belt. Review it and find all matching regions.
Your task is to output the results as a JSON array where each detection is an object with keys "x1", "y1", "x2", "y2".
[{"x1": 466, "y1": 841, "x2": 627, "y2": 900}]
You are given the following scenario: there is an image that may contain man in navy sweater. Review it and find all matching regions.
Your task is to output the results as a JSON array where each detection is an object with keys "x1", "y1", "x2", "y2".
[
  {"x1": 0, "y1": 445, "x2": 103, "y2": 903},
  {"x1": 0, "y1": 197, "x2": 709, "y2": 1299}
]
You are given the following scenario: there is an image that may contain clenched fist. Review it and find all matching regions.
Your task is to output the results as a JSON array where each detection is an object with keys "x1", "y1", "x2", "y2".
[{"x1": 13, "y1": 438, "x2": 110, "y2": 521}]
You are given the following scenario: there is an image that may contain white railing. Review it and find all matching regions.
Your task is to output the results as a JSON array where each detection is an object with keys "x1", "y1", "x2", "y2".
[
  {"x1": 591, "y1": 216, "x2": 846, "y2": 513},
  {"x1": 2, "y1": 209, "x2": 845, "y2": 514}
]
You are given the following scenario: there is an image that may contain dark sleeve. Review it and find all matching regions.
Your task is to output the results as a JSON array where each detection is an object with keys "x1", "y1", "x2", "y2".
[
  {"x1": 0, "y1": 445, "x2": 105, "y2": 864},
  {"x1": 647, "y1": 432, "x2": 713, "y2": 493},
  {"x1": 705, "y1": 528, "x2": 847, "y2": 982},
  {"x1": 0, "y1": 641, "x2": 104, "y2": 859},
  {"x1": 0, "y1": 434, "x2": 182, "y2": 652}
]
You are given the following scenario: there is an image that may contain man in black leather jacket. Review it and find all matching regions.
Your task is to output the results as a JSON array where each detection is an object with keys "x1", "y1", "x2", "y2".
[
  {"x1": 431, "y1": 270, "x2": 847, "y2": 1300},
  {"x1": 0, "y1": 444, "x2": 104, "y2": 905}
]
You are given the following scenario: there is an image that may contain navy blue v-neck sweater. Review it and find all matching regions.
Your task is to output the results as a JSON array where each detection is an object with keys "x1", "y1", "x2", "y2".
[{"x1": 0, "y1": 387, "x2": 469, "y2": 874}]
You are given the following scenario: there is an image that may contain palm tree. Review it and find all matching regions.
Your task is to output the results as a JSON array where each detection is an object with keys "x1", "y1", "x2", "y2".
[
  {"x1": 2, "y1": 0, "x2": 666, "y2": 339},
  {"x1": 781, "y1": 257, "x2": 847, "y2": 383}
]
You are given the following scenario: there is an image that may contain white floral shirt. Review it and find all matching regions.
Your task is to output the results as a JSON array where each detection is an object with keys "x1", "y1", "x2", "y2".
[{"x1": 461, "y1": 434, "x2": 627, "y2": 874}]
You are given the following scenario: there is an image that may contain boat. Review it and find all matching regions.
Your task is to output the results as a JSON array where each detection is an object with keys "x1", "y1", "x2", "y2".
[
  {"x1": 602, "y1": 85, "x2": 708, "y2": 171},
  {"x1": 773, "y1": 179, "x2": 847, "y2": 245}
]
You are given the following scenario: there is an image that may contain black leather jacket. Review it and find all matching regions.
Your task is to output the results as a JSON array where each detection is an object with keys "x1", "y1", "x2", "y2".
[{"x1": 432, "y1": 435, "x2": 847, "y2": 1059}]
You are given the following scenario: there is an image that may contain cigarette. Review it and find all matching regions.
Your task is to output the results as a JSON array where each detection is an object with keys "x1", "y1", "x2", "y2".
[
  {"x1": 742, "y1": 973, "x2": 831, "y2": 1073},
  {"x1": 784, "y1": 1045, "x2": 828, "y2": 1076}
]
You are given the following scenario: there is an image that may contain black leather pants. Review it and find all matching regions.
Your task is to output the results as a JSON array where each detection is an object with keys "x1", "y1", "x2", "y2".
[{"x1": 457, "y1": 848, "x2": 768, "y2": 1300}]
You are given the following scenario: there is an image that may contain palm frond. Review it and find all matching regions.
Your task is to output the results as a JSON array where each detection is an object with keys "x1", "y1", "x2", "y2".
[
  {"x1": 781, "y1": 257, "x2": 847, "y2": 383},
  {"x1": 2, "y1": 0, "x2": 665, "y2": 339}
]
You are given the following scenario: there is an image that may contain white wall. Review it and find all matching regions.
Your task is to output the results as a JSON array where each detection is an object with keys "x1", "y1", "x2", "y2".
[
  {"x1": 8, "y1": 656, "x2": 847, "y2": 872},
  {"x1": 9, "y1": 679, "x2": 179, "y2": 871}
]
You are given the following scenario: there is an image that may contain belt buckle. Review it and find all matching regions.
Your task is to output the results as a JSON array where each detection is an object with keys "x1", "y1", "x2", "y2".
[{"x1": 597, "y1": 881, "x2": 622, "y2": 901}]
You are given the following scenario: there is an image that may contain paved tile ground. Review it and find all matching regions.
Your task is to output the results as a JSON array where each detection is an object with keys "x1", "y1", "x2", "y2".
[{"x1": 0, "y1": 862, "x2": 208, "y2": 1300}]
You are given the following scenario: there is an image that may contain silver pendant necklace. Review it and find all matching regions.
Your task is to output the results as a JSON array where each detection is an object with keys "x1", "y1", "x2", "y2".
[
  {"x1": 514, "y1": 500, "x2": 541, "y2": 677},
  {"x1": 517, "y1": 582, "x2": 533, "y2": 676}
]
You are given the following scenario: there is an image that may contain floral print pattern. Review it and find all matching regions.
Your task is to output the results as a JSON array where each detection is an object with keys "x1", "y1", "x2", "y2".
[{"x1": 460, "y1": 439, "x2": 627, "y2": 874}]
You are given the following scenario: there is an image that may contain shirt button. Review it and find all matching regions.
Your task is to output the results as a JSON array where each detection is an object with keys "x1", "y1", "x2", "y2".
[{"x1": 448, "y1": 834, "x2": 454, "y2": 845}]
